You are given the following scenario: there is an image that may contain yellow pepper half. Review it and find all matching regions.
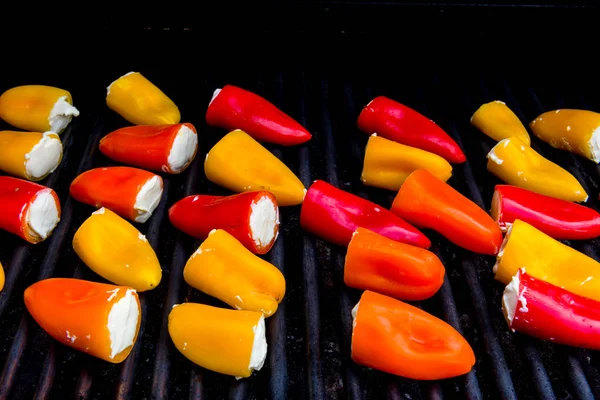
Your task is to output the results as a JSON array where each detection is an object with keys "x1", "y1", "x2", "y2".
[
  {"x1": 73, "y1": 207, "x2": 162, "y2": 292},
  {"x1": 471, "y1": 100, "x2": 530, "y2": 145},
  {"x1": 362, "y1": 134, "x2": 452, "y2": 191},
  {"x1": 204, "y1": 129, "x2": 306, "y2": 206},
  {"x1": 0, "y1": 261, "x2": 4, "y2": 292},
  {"x1": 0, "y1": 131, "x2": 63, "y2": 181},
  {"x1": 494, "y1": 219, "x2": 600, "y2": 302},
  {"x1": 0, "y1": 85, "x2": 80, "y2": 134},
  {"x1": 168, "y1": 302, "x2": 266, "y2": 378},
  {"x1": 530, "y1": 109, "x2": 600, "y2": 163},
  {"x1": 106, "y1": 72, "x2": 180, "y2": 126},
  {"x1": 487, "y1": 136, "x2": 587, "y2": 202},
  {"x1": 184, "y1": 229, "x2": 285, "y2": 317}
]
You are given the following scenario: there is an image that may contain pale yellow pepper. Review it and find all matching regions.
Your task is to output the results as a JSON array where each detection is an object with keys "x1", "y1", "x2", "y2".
[
  {"x1": 73, "y1": 208, "x2": 161, "y2": 291},
  {"x1": 204, "y1": 129, "x2": 306, "y2": 206},
  {"x1": 494, "y1": 219, "x2": 600, "y2": 302},
  {"x1": 487, "y1": 136, "x2": 587, "y2": 202},
  {"x1": 168, "y1": 302, "x2": 266, "y2": 378},
  {"x1": 471, "y1": 100, "x2": 530, "y2": 145},
  {"x1": 0, "y1": 131, "x2": 63, "y2": 181},
  {"x1": 184, "y1": 229, "x2": 285, "y2": 317},
  {"x1": 530, "y1": 109, "x2": 600, "y2": 163},
  {"x1": 362, "y1": 134, "x2": 452, "y2": 191},
  {"x1": 106, "y1": 72, "x2": 180, "y2": 126},
  {"x1": 0, "y1": 85, "x2": 79, "y2": 134}
]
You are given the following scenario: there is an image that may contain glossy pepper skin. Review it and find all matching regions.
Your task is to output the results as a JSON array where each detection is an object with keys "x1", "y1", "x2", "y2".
[
  {"x1": 491, "y1": 185, "x2": 600, "y2": 240},
  {"x1": 169, "y1": 303, "x2": 266, "y2": 378},
  {"x1": 487, "y1": 137, "x2": 587, "y2": 202},
  {"x1": 206, "y1": 85, "x2": 311, "y2": 146},
  {"x1": 99, "y1": 123, "x2": 198, "y2": 174},
  {"x1": 361, "y1": 134, "x2": 452, "y2": 191},
  {"x1": 0, "y1": 262, "x2": 4, "y2": 292},
  {"x1": 345, "y1": 228, "x2": 444, "y2": 300},
  {"x1": 0, "y1": 130, "x2": 62, "y2": 181},
  {"x1": 184, "y1": 229, "x2": 285, "y2": 317},
  {"x1": 503, "y1": 269, "x2": 600, "y2": 350},
  {"x1": 530, "y1": 109, "x2": 600, "y2": 163},
  {"x1": 204, "y1": 129, "x2": 306, "y2": 206},
  {"x1": 471, "y1": 100, "x2": 530, "y2": 145},
  {"x1": 357, "y1": 96, "x2": 466, "y2": 163},
  {"x1": 70, "y1": 167, "x2": 163, "y2": 223},
  {"x1": 391, "y1": 169, "x2": 503, "y2": 255},
  {"x1": 73, "y1": 208, "x2": 162, "y2": 291},
  {"x1": 352, "y1": 290, "x2": 475, "y2": 380},
  {"x1": 0, "y1": 85, "x2": 79, "y2": 134},
  {"x1": 301, "y1": 180, "x2": 430, "y2": 248},
  {"x1": 24, "y1": 278, "x2": 141, "y2": 363},
  {"x1": 494, "y1": 219, "x2": 600, "y2": 302},
  {"x1": 0, "y1": 177, "x2": 61, "y2": 243},
  {"x1": 169, "y1": 191, "x2": 279, "y2": 254},
  {"x1": 106, "y1": 72, "x2": 180, "y2": 126}
]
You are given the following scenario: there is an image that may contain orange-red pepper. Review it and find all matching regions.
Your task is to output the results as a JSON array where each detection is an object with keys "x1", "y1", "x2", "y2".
[
  {"x1": 351, "y1": 290, "x2": 475, "y2": 380},
  {"x1": 345, "y1": 228, "x2": 445, "y2": 301}
]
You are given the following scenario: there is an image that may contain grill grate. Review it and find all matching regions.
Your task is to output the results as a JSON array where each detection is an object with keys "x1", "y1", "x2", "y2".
[{"x1": 1, "y1": 62, "x2": 600, "y2": 399}]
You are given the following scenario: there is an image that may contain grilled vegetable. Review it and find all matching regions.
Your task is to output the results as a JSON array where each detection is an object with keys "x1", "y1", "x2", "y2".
[
  {"x1": 391, "y1": 169, "x2": 502, "y2": 255},
  {"x1": 204, "y1": 129, "x2": 305, "y2": 206},
  {"x1": 0, "y1": 176, "x2": 61, "y2": 243},
  {"x1": 168, "y1": 303, "x2": 267, "y2": 378},
  {"x1": 487, "y1": 137, "x2": 587, "y2": 202},
  {"x1": 106, "y1": 72, "x2": 180, "y2": 125},
  {"x1": 0, "y1": 85, "x2": 79, "y2": 134},
  {"x1": 73, "y1": 208, "x2": 161, "y2": 292},
  {"x1": 169, "y1": 191, "x2": 279, "y2": 254},
  {"x1": 24, "y1": 278, "x2": 141, "y2": 363},
  {"x1": 0, "y1": 130, "x2": 62, "y2": 181},
  {"x1": 351, "y1": 290, "x2": 475, "y2": 380},
  {"x1": 99, "y1": 123, "x2": 198, "y2": 174},
  {"x1": 345, "y1": 228, "x2": 444, "y2": 301},
  {"x1": 361, "y1": 134, "x2": 452, "y2": 191},
  {"x1": 494, "y1": 219, "x2": 600, "y2": 302},
  {"x1": 471, "y1": 100, "x2": 530, "y2": 144},
  {"x1": 301, "y1": 180, "x2": 430, "y2": 248},
  {"x1": 70, "y1": 166, "x2": 163, "y2": 223},
  {"x1": 357, "y1": 96, "x2": 465, "y2": 163},
  {"x1": 206, "y1": 85, "x2": 311, "y2": 146},
  {"x1": 0, "y1": 262, "x2": 4, "y2": 292},
  {"x1": 183, "y1": 229, "x2": 285, "y2": 317}
]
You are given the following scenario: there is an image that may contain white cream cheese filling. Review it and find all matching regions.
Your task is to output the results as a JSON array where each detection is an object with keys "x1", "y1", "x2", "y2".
[
  {"x1": 26, "y1": 189, "x2": 60, "y2": 240},
  {"x1": 249, "y1": 196, "x2": 279, "y2": 248},
  {"x1": 134, "y1": 176, "x2": 163, "y2": 223},
  {"x1": 107, "y1": 71, "x2": 136, "y2": 96},
  {"x1": 248, "y1": 316, "x2": 267, "y2": 372},
  {"x1": 167, "y1": 125, "x2": 198, "y2": 173},
  {"x1": 493, "y1": 223, "x2": 513, "y2": 274},
  {"x1": 107, "y1": 288, "x2": 139, "y2": 359},
  {"x1": 208, "y1": 88, "x2": 222, "y2": 107},
  {"x1": 25, "y1": 132, "x2": 62, "y2": 180},
  {"x1": 48, "y1": 96, "x2": 80, "y2": 134},
  {"x1": 588, "y1": 126, "x2": 600, "y2": 164},
  {"x1": 502, "y1": 273, "x2": 520, "y2": 328}
]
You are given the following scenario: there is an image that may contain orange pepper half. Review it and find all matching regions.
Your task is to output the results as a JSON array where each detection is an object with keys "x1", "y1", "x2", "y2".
[
  {"x1": 345, "y1": 228, "x2": 444, "y2": 301},
  {"x1": 351, "y1": 290, "x2": 475, "y2": 380}
]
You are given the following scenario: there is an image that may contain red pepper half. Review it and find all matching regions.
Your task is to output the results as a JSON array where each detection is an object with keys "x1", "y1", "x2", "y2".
[
  {"x1": 206, "y1": 85, "x2": 311, "y2": 146},
  {"x1": 169, "y1": 191, "x2": 280, "y2": 254},
  {"x1": 99, "y1": 123, "x2": 198, "y2": 174},
  {"x1": 357, "y1": 96, "x2": 466, "y2": 163},
  {"x1": 300, "y1": 180, "x2": 430, "y2": 248},
  {"x1": 0, "y1": 176, "x2": 61, "y2": 243},
  {"x1": 492, "y1": 185, "x2": 600, "y2": 240},
  {"x1": 503, "y1": 269, "x2": 600, "y2": 350}
]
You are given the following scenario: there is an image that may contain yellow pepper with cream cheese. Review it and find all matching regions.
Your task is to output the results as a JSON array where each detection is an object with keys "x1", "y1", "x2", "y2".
[{"x1": 0, "y1": 130, "x2": 62, "y2": 181}]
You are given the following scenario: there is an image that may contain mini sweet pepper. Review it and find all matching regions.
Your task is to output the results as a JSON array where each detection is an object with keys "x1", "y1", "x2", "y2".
[
  {"x1": 471, "y1": 100, "x2": 530, "y2": 144},
  {"x1": 0, "y1": 130, "x2": 62, "y2": 181}
]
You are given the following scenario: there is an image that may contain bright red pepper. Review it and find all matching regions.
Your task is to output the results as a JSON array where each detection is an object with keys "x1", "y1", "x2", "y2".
[
  {"x1": 391, "y1": 169, "x2": 502, "y2": 255},
  {"x1": 300, "y1": 180, "x2": 430, "y2": 248},
  {"x1": 492, "y1": 185, "x2": 600, "y2": 240},
  {"x1": 357, "y1": 96, "x2": 466, "y2": 163},
  {"x1": 206, "y1": 85, "x2": 311, "y2": 146},
  {"x1": 169, "y1": 191, "x2": 280, "y2": 254},
  {"x1": 0, "y1": 176, "x2": 61, "y2": 243},
  {"x1": 99, "y1": 123, "x2": 198, "y2": 174},
  {"x1": 503, "y1": 269, "x2": 600, "y2": 350}
]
